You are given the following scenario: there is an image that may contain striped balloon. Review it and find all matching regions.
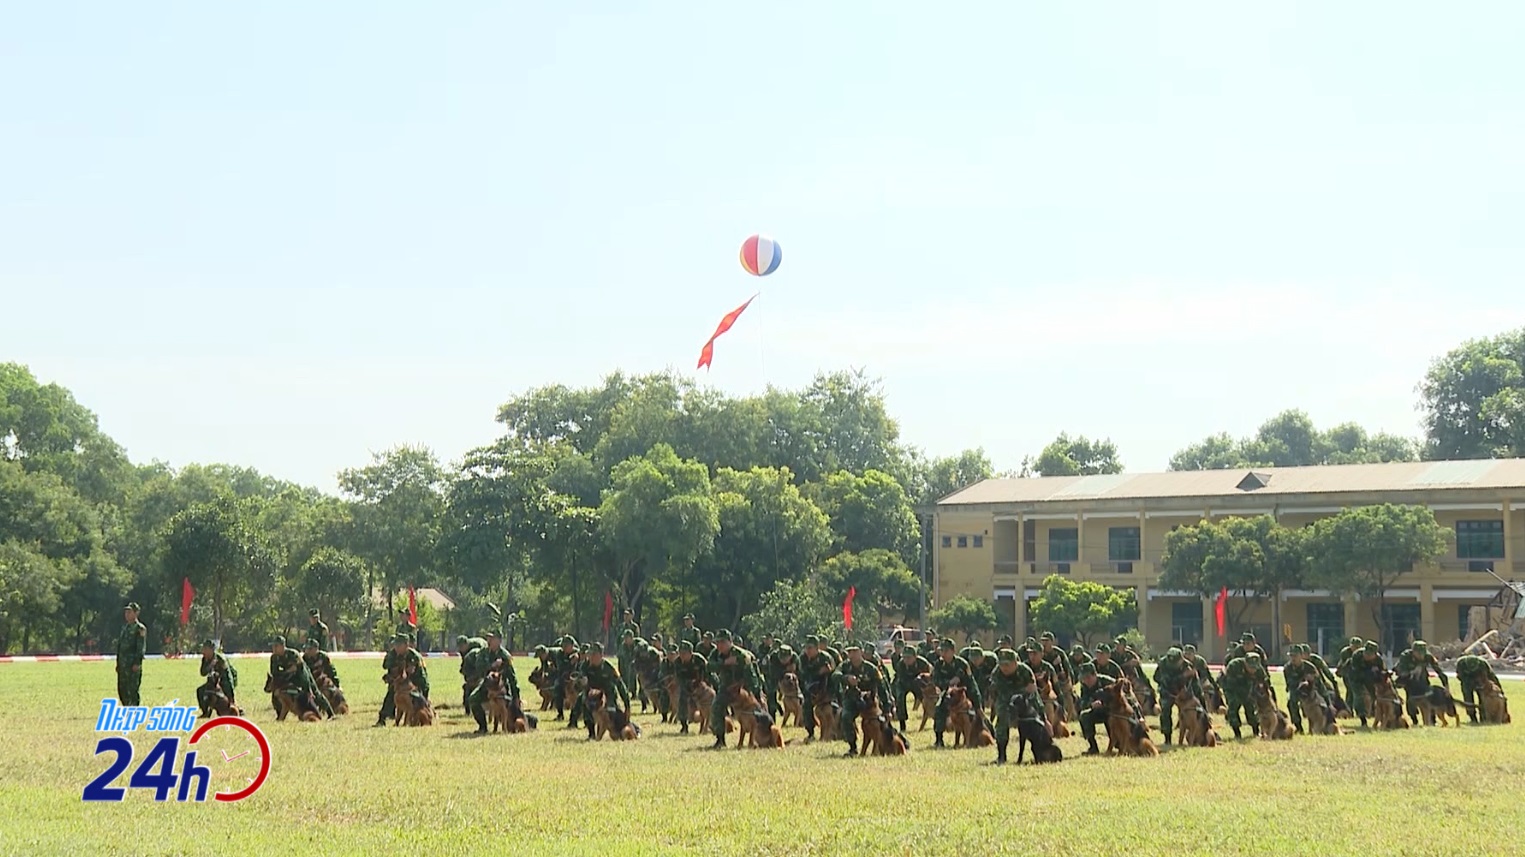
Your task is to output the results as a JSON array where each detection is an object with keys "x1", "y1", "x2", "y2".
[{"x1": 739, "y1": 234, "x2": 782, "y2": 276}]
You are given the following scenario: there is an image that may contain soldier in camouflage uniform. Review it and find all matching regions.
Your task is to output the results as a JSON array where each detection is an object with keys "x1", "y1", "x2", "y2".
[
  {"x1": 270, "y1": 635, "x2": 333, "y2": 718},
  {"x1": 619, "y1": 608, "x2": 640, "y2": 640},
  {"x1": 1075, "y1": 662, "x2": 1114, "y2": 755},
  {"x1": 1151, "y1": 647, "x2": 1201, "y2": 745},
  {"x1": 1454, "y1": 654, "x2": 1503, "y2": 723},
  {"x1": 376, "y1": 633, "x2": 427, "y2": 726},
  {"x1": 1038, "y1": 632, "x2": 1074, "y2": 716},
  {"x1": 551, "y1": 636, "x2": 581, "y2": 724},
  {"x1": 1393, "y1": 640, "x2": 1448, "y2": 724},
  {"x1": 115, "y1": 602, "x2": 146, "y2": 706},
  {"x1": 196, "y1": 638, "x2": 238, "y2": 716},
  {"x1": 1091, "y1": 643, "x2": 1122, "y2": 680},
  {"x1": 1228, "y1": 631, "x2": 1268, "y2": 662},
  {"x1": 470, "y1": 630, "x2": 520, "y2": 734},
  {"x1": 834, "y1": 645, "x2": 893, "y2": 755},
  {"x1": 990, "y1": 648, "x2": 1037, "y2": 764},
  {"x1": 798, "y1": 636, "x2": 837, "y2": 742},
  {"x1": 580, "y1": 643, "x2": 631, "y2": 740},
  {"x1": 618, "y1": 629, "x2": 642, "y2": 709},
  {"x1": 678, "y1": 614, "x2": 702, "y2": 648},
  {"x1": 302, "y1": 638, "x2": 341, "y2": 690},
  {"x1": 673, "y1": 641, "x2": 707, "y2": 734},
  {"x1": 457, "y1": 634, "x2": 487, "y2": 711},
  {"x1": 306, "y1": 609, "x2": 329, "y2": 651},
  {"x1": 705, "y1": 630, "x2": 759, "y2": 748},
  {"x1": 1282, "y1": 644, "x2": 1336, "y2": 733},
  {"x1": 764, "y1": 643, "x2": 800, "y2": 719},
  {"x1": 893, "y1": 646, "x2": 932, "y2": 733},
  {"x1": 931, "y1": 639, "x2": 980, "y2": 749},
  {"x1": 1221, "y1": 651, "x2": 1269, "y2": 738}
]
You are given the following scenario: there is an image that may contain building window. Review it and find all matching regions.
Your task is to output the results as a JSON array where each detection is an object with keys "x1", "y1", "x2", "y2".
[
  {"x1": 1048, "y1": 527, "x2": 1079, "y2": 562},
  {"x1": 1171, "y1": 602, "x2": 1203, "y2": 647},
  {"x1": 972, "y1": 534, "x2": 984, "y2": 548},
  {"x1": 1108, "y1": 527, "x2": 1141, "y2": 562},
  {"x1": 1306, "y1": 603, "x2": 1345, "y2": 656},
  {"x1": 956, "y1": 536, "x2": 968, "y2": 548},
  {"x1": 1022, "y1": 519, "x2": 1036, "y2": 563},
  {"x1": 1456, "y1": 520, "x2": 1504, "y2": 559},
  {"x1": 941, "y1": 536, "x2": 952, "y2": 549}
]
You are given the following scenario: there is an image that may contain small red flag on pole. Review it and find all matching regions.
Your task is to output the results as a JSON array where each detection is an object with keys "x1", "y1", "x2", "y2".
[
  {"x1": 1215, "y1": 586, "x2": 1228, "y2": 637},
  {"x1": 408, "y1": 587, "x2": 418, "y2": 627},
  {"x1": 843, "y1": 586, "x2": 856, "y2": 631},
  {"x1": 179, "y1": 577, "x2": 194, "y2": 627},
  {"x1": 602, "y1": 591, "x2": 614, "y2": 632},
  {"x1": 696, "y1": 294, "x2": 757, "y2": 370}
]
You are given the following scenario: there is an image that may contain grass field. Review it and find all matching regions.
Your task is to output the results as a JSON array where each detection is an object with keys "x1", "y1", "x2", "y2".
[{"x1": 1, "y1": 659, "x2": 1522, "y2": 857}]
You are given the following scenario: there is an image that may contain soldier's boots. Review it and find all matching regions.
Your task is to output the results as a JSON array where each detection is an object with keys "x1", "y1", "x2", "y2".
[
  {"x1": 934, "y1": 732, "x2": 945, "y2": 748},
  {"x1": 843, "y1": 743, "x2": 857, "y2": 757},
  {"x1": 995, "y1": 741, "x2": 1007, "y2": 765},
  {"x1": 1084, "y1": 739, "x2": 1100, "y2": 755},
  {"x1": 1231, "y1": 726, "x2": 1243, "y2": 739},
  {"x1": 679, "y1": 723, "x2": 689, "y2": 734},
  {"x1": 711, "y1": 735, "x2": 726, "y2": 749},
  {"x1": 1468, "y1": 708, "x2": 1479, "y2": 724}
]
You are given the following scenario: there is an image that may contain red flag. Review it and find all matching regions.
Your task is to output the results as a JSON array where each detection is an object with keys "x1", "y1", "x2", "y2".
[
  {"x1": 602, "y1": 591, "x2": 614, "y2": 632},
  {"x1": 696, "y1": 294, "x2": 757, "y2": 370},
  {"x1": 179, "y1": 577, "x2": 194, "y2": 627},
  {"x1": 843, "y1": 586, "x2": 856, "y2": 631},
  {"x1": 408, "y1": 587, "x2": 418, "y2": 627},
  {"x1": 1215, "y1": 586, "x2": 1227, "y2": 637}
]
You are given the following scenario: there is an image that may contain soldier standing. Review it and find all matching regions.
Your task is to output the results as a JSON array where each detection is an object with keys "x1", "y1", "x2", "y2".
[
  {"x1": 115, "y1": 602, "x2": 146, "y2": 706},
  {"x1": 307, "y1": 609, "x2": 329, "y2": 650}
]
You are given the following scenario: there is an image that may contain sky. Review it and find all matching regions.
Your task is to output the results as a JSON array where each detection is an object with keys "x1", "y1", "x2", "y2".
[{"x1": 4, "y1": 3, "x2": 1524, "y2": 492}]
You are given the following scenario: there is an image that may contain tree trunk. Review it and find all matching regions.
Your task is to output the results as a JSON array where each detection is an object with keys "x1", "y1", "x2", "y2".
[
  {"x1": 215, "y1": 575, "x2": 224, "y2": 645},
  {"x1": 1271, "y1": 588, "x2": 1283, "y2": 661},
  {"x1": 570, "y1": 548, "x2": 581, "y2": 641}
]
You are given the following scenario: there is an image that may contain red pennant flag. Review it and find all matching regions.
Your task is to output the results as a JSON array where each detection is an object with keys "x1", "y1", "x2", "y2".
[
  {"x1": 1215, "y1": 586, "x2": 1227, "y2": 637},
  {"x1": 408, "y1": 587, "x2": 418, "y2": 627},
  {"x1": 179, "y1": 577, "x2": 194, "y2": 627},
  {"x1": 696, "y1": 294, "x2": 757, "y2": 370},
  {"x1": 843, "y1": 586, "x2": 856, "y2": 631},
  {"x1": 602, "y1": 591, "x2": 614, "y2": 632}
]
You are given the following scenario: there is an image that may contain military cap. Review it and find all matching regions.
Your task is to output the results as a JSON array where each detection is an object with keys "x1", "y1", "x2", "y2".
[
  {"x1": 1039, "y1": 631, "x2": 1056, "y2": 641},
  {"x1": 622, "y1": 607, "x2": 633, "y2": 615},
  {"x1": 1183, "y1": 644, "x2": 1197, "y2": 653},
  {"x1": 778, "y1": 644, "x2": 794, "y2": 656},
  {"x1": 580, "y1": 642, "x2": 592, "y2": 653},
  {"x1": 805, "y1": 635, "x2": 820, "y2": 645},
  {"x1": 650, "y1": 632, "x2": 663, "y2": 641},
  {"x1": 303, "y1": 638, "x2": 318, "y2": 649},
  {"x1": 1412, "y1": 640, "x2": 1428, "y2": 650},
  {"x1": 900, "y1": 647, "x2": 917, "y2": 658},
  {"x1": 309, "y1": 608, "x2": 320, "y2": 617},
  {"x1": 124, "y1": 602, "x2": 141, "y2": 612},
  {"x1": 1115, "y1": 636, "x2": 1128, "y2": 644},
  {"x1": 562, "y1": 636, "x2": 579, "y2": 647},
  {"x1": 1166, "y1": 647, "x2": 1183, "y2": 659},
  {"x1": 1240, "y1": 632, "x2": 1256, "y2": 642},
  {"x1": 1079, "y1": 662, "x2": 1098, "y2": 676},
  {"x1": 714, "y1": 629, "x2": 732, "y2": 641},
  {"x1": 1095, "y1": 642, "x2": 1111, "y2": 653},
  {"x1": 1350, "y1": 636, "x2": 1363, "y2": 646},
  {"x1": 968, "y1": 639, "x2": 983, "y2": 649},
  {"x1": 997, "y1": 634, "x2": 1014, "y2": 644},
  {"x1": 1025, "y1": 636, "x2": 1037, "y2": 646},
  {"x1": 1247, "y1": 652, "x2": 1262, "y2": 661},
  {"x1": 487, "y1": 629, "x2": 502, "y2": 640},
  {"x1": 678, "y1": 641, "x2": 693, "y2": 652},
  {"x1": 533, "y1": 644, "x2": 547, "y2": 655},
  {"x1": 703, "y1": 630, "x2": 715, "y2": 639},
  {"x1": 939, "y1": 639, "x2": 955, "y2": 651},
  {"x1": 1364, "y1": 640, "x2": 1379, "y2": 651},
  {"x1": 997, "y1": 648, "x2": 1018, "y2": 664},
  {"x1": 588, "y1": 641, "x2": 604, "y2": 654},
  {"x1": 682, "y1": 613, "x2": 695, "y2": 621},
  {"x1": 844, "y1": 644, "x2": 861, "y2": 653},
  {"x1": 763, "y1": 631, "x2": 776, "y2": 639},
  {"x1": 1293, "y1": 643, "x2": 1309, "y2": 654},
  {"x1": 621, "y1": 628, "x2": 635, "y2": 639},
  {"x1": 270, "y1": 634, "x2": 286, "y2": 646},
  {"x1": 456, "y1": 635, "x2": 469, "y2": 645},
  {"x1": 199, "y1": 639, "x2": 215, "y2": 649}
]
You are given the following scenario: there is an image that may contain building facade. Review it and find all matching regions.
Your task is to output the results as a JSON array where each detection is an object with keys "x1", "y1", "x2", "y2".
[{"x1": 933, "y1": 459, "x2": 1525, "y2": 659}]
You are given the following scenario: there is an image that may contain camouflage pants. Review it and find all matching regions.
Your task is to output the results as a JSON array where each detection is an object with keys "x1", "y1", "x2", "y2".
[
  {"x1": 116, "y1": 667, "x2": 142, "y2": 707},
  {"x1": 1223, "y1": 690, "x2": 1258, "y2": 735}
]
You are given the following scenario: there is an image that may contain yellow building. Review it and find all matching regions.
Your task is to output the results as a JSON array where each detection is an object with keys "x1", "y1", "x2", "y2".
[{"x1": 933, "y1": 459, "x2": 1525, "y2": 660}]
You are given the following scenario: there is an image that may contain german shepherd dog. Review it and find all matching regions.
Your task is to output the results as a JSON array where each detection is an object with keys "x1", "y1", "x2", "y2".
[
  {"x1": 1250, "y1": 680, "x2": 1294, "y2": 740},
  {"x1": 314, "y1": 672, "x2": 348, "y2": 716},
  {"x1": 202, "y1": 672, "x2": 241, "y2": 718},
  {"x1": 1173, "y1": 687, "x2": 1220, "y2": 747},
  {"x1": 1008, "y1": 693, "x2": 1063, "y2": 764},
  {"x1": 1101, "y1": 679, "x2": 1158, "y2": 757},
  {"x1": 734, "y1": 688, "x2": 784, "y2": 749},
  {"x1": 777, "y1": 673, "x2": 805, "y2": 728},
  {"x1": 811, "y1": 682, "x2": 839, "y2": 742},
  {"x1": 1295, "y1": 680, "x2": 1342, "y2": 736},
  {"x1": 485, "y1": 670, "x2": 512, "y2": 733},
  {"x1": 530, "y1": 666, "x2": 557, "y2": 711},
  {"x1": 1035, "y1": 674, "x2": 1071, "y2": 739},
  {"x1": 391, "y1": 669, "x2": 434, "y2": 726},
  {"x1": 1124, "y1": 663, "x2": 1158, "y2": 716},
  {"x1": 730, "y1": 687, "x2": 764, "y2": 749},
  {"x1": 588, "y1": 689, "x2": 639, "y2": 741},
  {"x1": 1479, "y1": 679, "x2": 1511, "y2": 724},
  {"x1": 1371, "y1": 671, "x2": 1410, "y2": 729},
  {"x1": 856, "y1": 690, "x2": 905, "y2": 756},
  {"x1": 1415, "y1": 685, "x2": 1462, "y2": 727},
  {"x1": 914, "y1": 675, "x2": 939, "y2": 731},
  {"x1": 946, "y1": 686, "x2": 993, "y2": 749},
  {"x1": 692, "y1": 681, "x2": 728, "y2": 736},
  {"x1": 265, "y1": 675, "x2": 322, "y2": 722}
]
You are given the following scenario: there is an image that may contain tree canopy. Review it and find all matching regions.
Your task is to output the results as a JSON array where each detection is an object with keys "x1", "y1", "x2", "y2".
[{"x1": 1169, "y1": 409, "x2": 1419, "y2": 471}]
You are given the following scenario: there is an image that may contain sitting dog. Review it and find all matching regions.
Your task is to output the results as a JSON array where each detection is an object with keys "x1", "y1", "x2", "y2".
[
  {"x1": 265, "y1": 675, "x2": 322, "y2": 722},
  {"x1": 777, "y1": 673, "x2": 805, "y2": 728},
  {"x1": 1371, "y1": 672, "x2": 1411, "y2": 729},
  {"x1": 1173, "y1": 688, "x2": 1219, "y2": 747},
  {"x1": 485, "y1": 671, "x2": 512, "y2": 733},
  {"x1": 1250, "y1": 682, "x2": 1294, "y2": 740},
  {"x1": 530, "y1": 666, "x2": 557, "y2": 711},
  {"x1": 1295, "y1": 680, "x2": 1342, "y2": 736},
  {"x1": 1102, "y1": 679, "x2": 1158, "y2": 757},
  {"x1": 731, "y1": 687, "x2": 763, "y2": 749},
  {"x1": 1008, "y1": 694, "x2": 1062, "y2": 764},
  {"x1": 750, "y1": 707, "x2": 785, "y2": 749},
  {"x1": 857, "y1": 690, "x2": 904, "y2": 756},
  {"x1": 946, "y1": 686, "x2": 993, "y2": 749},
  {"x1": 1479, "y1": 679, "x2": 1511, "y2": 725},
  {"x1": 392, "y1": 672, "x2": 434, "y2": 726},
  {"x1": 315, "y1": 673, "x2": 348, "y2": 716},
  {"x1": 1417, "y1": 685, "x2": 1461, "y2": 727}
]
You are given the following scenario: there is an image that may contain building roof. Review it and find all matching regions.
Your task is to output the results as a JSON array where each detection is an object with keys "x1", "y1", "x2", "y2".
[{"x1": 938, "y1": 459, "x2": 1525, "y2": 507}]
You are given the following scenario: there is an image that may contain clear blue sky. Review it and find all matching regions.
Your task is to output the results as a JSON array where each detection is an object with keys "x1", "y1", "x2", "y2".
[{"x1": 4, "y1": 3, "x2": 1523, "y2": 490}]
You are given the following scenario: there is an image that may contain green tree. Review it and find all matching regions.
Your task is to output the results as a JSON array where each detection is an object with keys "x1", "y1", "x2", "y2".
[
  {"x1": 811, "y1": 469, "x2": 920, "y2": 566},
  {"x1": 695, "y1": 466, "x2": 831, "y2": 629},
  {"x1": 919, "y1": 448, "x2": 996, "y2": 504},
  {"x1": 928, "y1": 595, "x2": 998, "y2": 642},
  {"x1": 1304, "y1": 504, "x2": 1450, "y2": 650},
  {"x1": 817, "y1": 549, "x2": 922, "y2": 628},
  {"x1": 740, "y1": 578, "x2": 841, "y2": 647},
  {"x1": 1032, "y1": 434, "x2": 1123, "y2": 476},
  {"x1": 338, "y1": 445, "x2": 447, "y2": 633},
  {"x1": 1169, "y1": 409, "x2": 1419, "y2": 471},
  {"x1": 1027, "y1": 574, "x2": 1139, "y2": 647},
  {"x1": 597, "y1": 444, "x2": 719, "y2": 619},
  {"x1": 1159, "y1": 515, "x2": 1307, "y2": 652},
  {"x1": 161, "y1": 497, "x2": 276, "y2": 645},
  {"x1": 1419, "y1": 328, "x2": 1525, "y2": 460},
  {"x1": 294, "y1": 547, "x2": 367, "y2": 635},
  {"x1": 0, "y1": 363, "x2": 134, "y2": 506}
]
